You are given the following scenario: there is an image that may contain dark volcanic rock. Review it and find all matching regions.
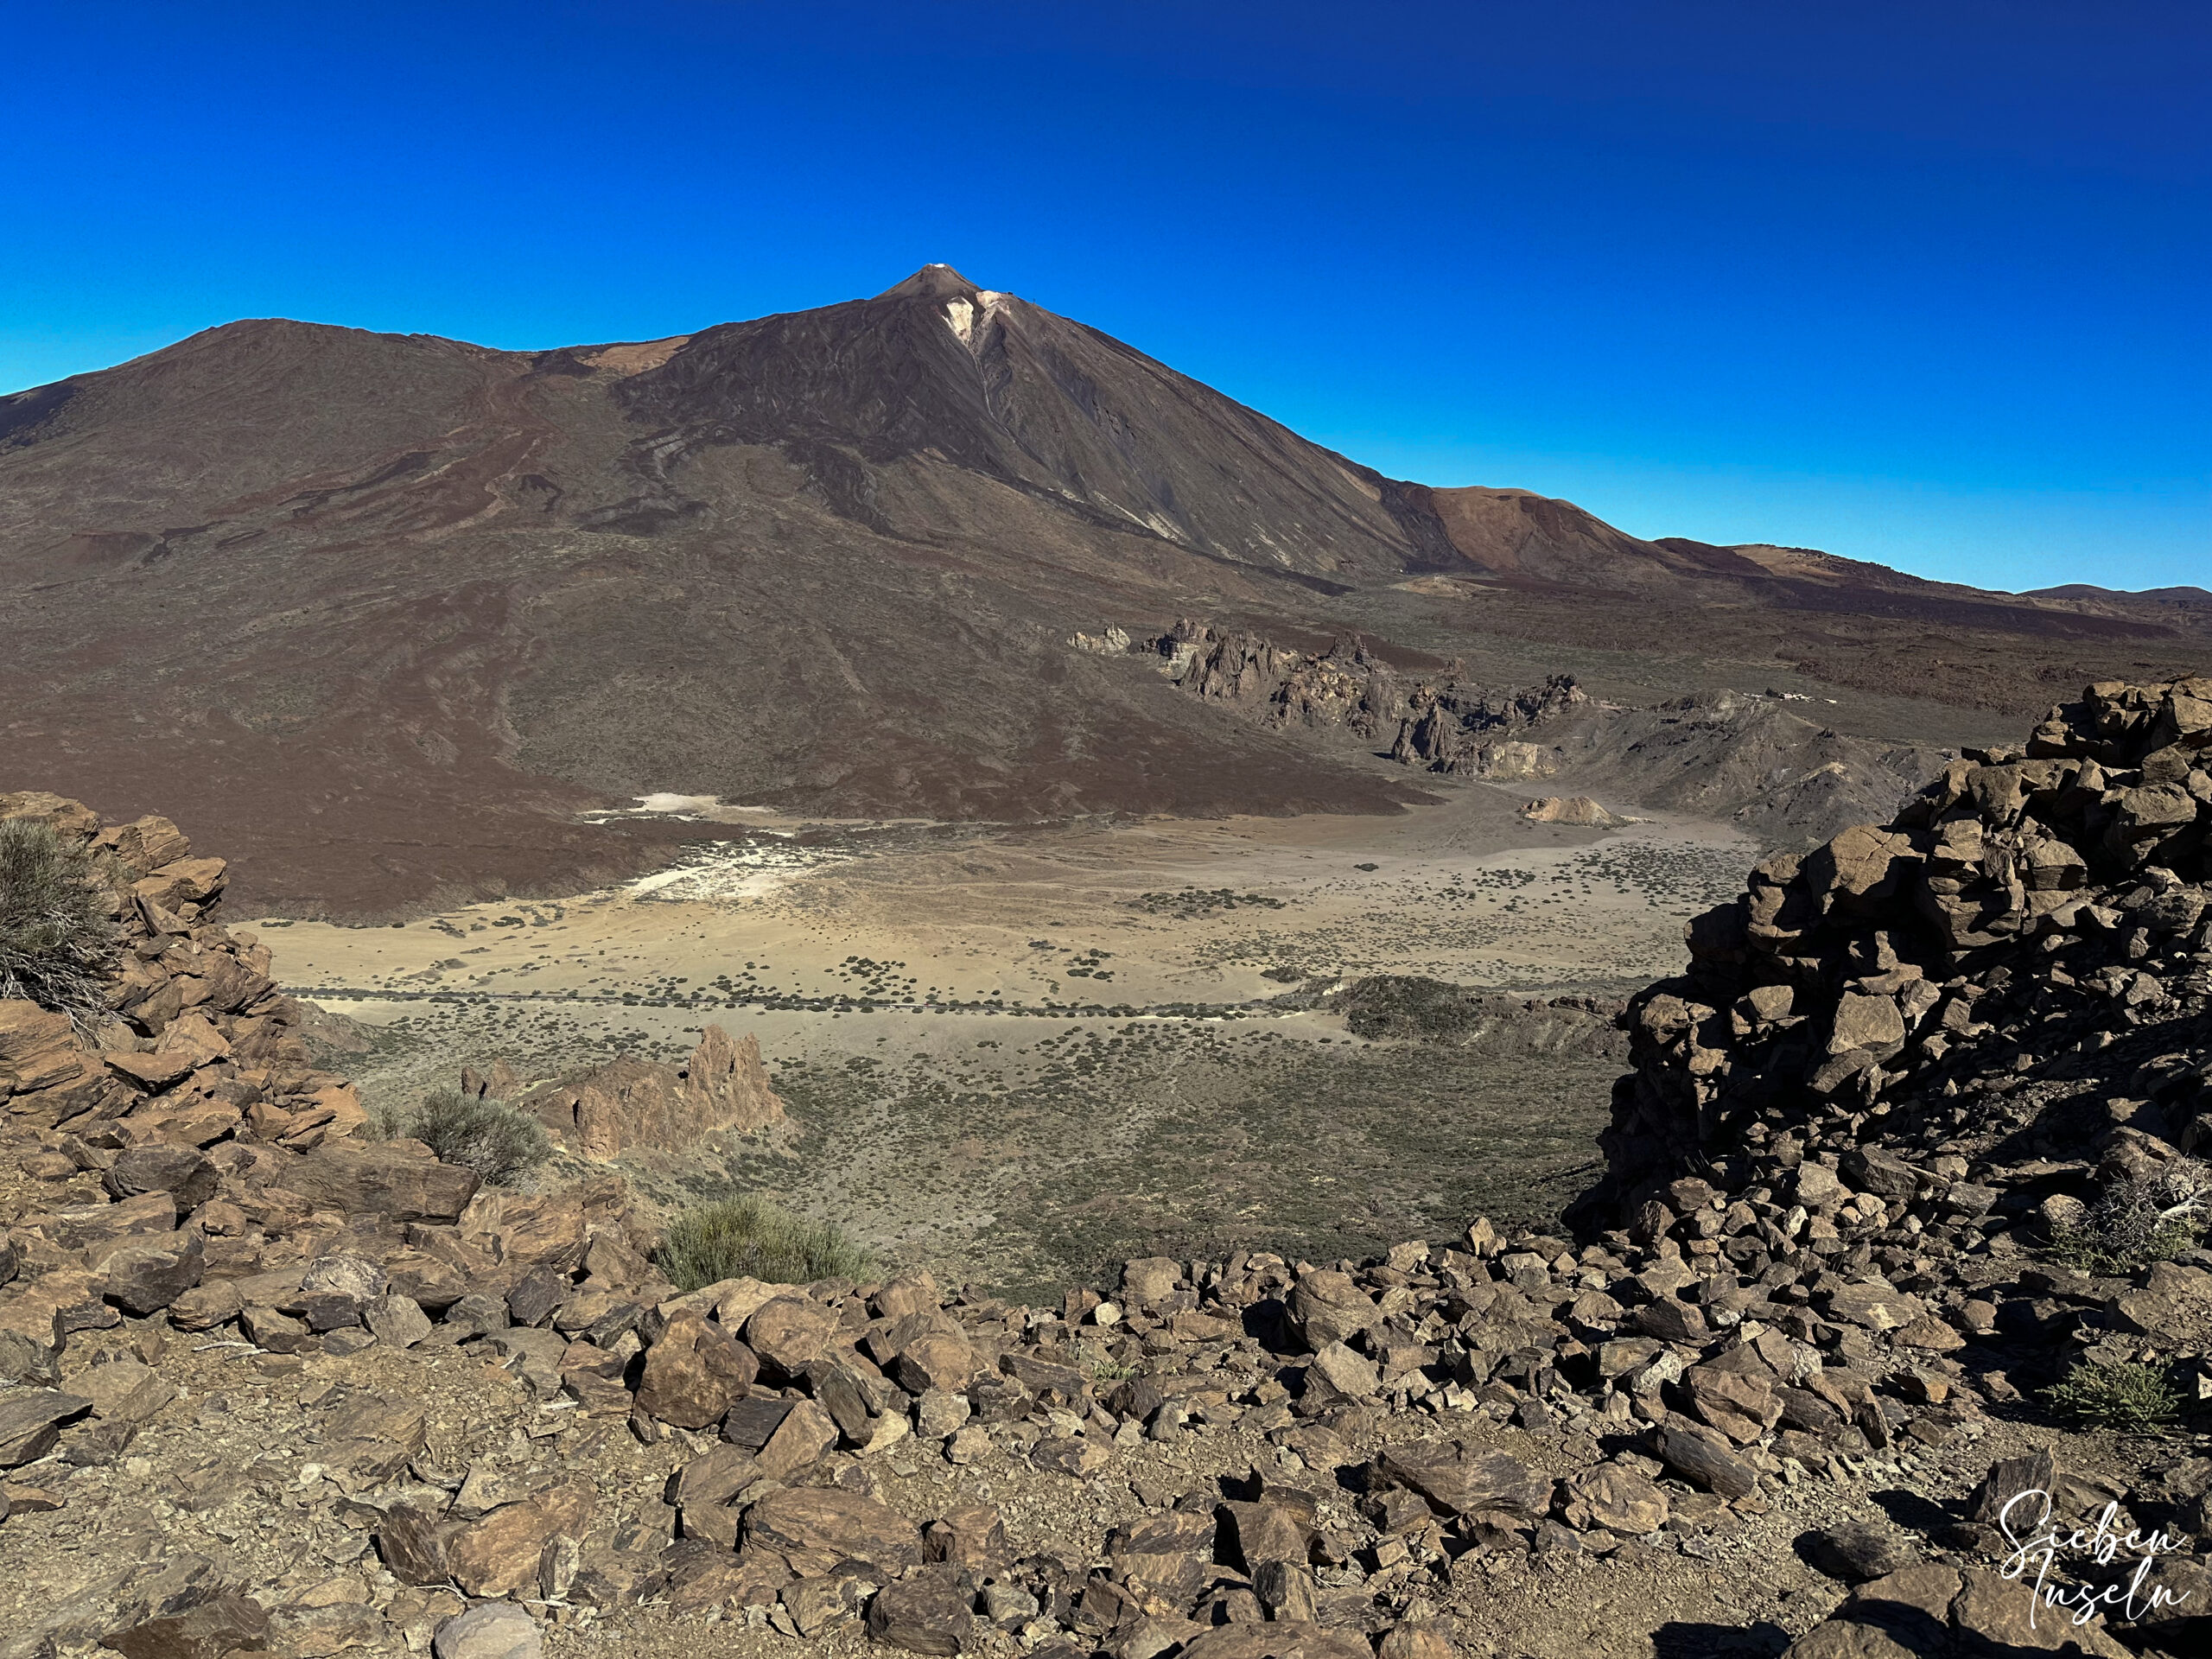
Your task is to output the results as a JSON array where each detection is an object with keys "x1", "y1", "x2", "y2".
[{"x1": 1801, "y1": 1522, "x2": 1918, "y2": 1584}]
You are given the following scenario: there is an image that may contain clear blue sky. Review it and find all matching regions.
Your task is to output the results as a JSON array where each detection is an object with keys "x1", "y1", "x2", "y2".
[{"x1": 3, "y1": 2, "x2": 2205, "y2": 591}]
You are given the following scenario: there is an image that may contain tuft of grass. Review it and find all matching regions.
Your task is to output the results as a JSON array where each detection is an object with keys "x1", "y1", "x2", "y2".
[
  {"x1": 0, "y1": 818, "x2": 121, "y2": 1039},
  {"x1": 378, "y1": 1088, "x2": 550, "y2": 1186},
  {"x1": 655, "y1": 1193, "x2": 876, "y2": 1292},
  {"x1": 2043, "y1": 1360, "x2": 2183, "y2": 1434}
]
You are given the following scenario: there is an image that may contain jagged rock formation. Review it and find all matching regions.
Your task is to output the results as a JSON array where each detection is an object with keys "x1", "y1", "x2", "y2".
[
  {"x1": 1387, "y1": 677, "x2": 1590, "y2": 775},
  {"x1": 511, "y1": 1026, "x2": 786, "y2": 1161},
  {"x1": 1105, "y1": 621, "x2": 1950, "y2": 846},
  {"x1": 1128, "y1": 620, "x2": 1418, "y2": 741}
]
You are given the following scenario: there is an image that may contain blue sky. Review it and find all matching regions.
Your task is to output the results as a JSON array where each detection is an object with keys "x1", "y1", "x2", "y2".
[{"x1": 3, "y1": 2, "x2": 2205, "y2": 591}]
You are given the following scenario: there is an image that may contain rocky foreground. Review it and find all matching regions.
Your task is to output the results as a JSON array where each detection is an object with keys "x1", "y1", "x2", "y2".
[{"x1": 4, "y1": 680, "x2": 2212, "y2": 1659}]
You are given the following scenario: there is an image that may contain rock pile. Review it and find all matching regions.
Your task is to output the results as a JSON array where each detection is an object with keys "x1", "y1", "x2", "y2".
[
  {"x1": 1597, "y1": 677, "x2": 2212, "y2": 1196},
  {"x1": 1573, "y1": 679, "x2": 2212, "y2": 1408},
  {"x1": 1573, "y1": 679, "x2": 2212, "y2": 1651}
]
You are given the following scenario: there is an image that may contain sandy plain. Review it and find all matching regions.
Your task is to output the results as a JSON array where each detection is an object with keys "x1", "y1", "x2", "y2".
[{"x1": 252, "y1": 778, "x2": 1758, "y2": 1296}]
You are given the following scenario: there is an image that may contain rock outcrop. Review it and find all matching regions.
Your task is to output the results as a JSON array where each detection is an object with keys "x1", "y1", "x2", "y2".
[
  {"x1": 517, "y1": 1026, "x2": 786, "y2": 1161},
  {"x1": 1141, "y1": 621, "x2": 1421, "y2": 742},
  {"x1": 1519, "y1": 796, "x2": 1621, "y2": 827},
  {"x1": 1098, "y1": 621, "x2": 1951, "y2": 846},
  {"x1": 0, "y1": 790, "x2": 365, "y2": 1151}
]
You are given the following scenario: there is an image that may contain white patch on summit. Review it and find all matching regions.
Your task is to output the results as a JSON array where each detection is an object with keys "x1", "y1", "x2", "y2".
[{"x1": 944, "y1": 298, "x2": 975, "y2": 344}]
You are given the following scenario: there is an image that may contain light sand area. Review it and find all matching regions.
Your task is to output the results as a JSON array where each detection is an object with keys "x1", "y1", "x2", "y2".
[{"x1": 254, "y1": 779, "x2": 1756, "y2": 1027}]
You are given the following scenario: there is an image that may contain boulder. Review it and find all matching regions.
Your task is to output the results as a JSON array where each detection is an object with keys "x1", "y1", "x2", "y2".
[
  {"x1": 1649, "y1": 1421, "x2": 1758, "y2": 1499},
  {"x1": 432, "y1": 1601, "x2": 541, "y2": 1659},
  {"x1": 1030, "y1": 1435, "x2": 1110, "y2": 1477},
  {"x1": 867, "y1": 1568, "x2": 976, "y2": 1656},
  {"x1": 99, "y1": 1147, "x2": 218, "y2": 1210},
  {"x1": 0, "y1": 1388, "x2": 92, "y2": 1465},
  {"x1": 1564, "y1": 1464, "x2": 1669, "y2": 1535},
  {"x1": 1967, "y1": 1450, "x2": 2057, "y2": 1526},
  {"x1": 634, "y1": 1308, "x2": 757, "y2": 1429},
  {"x1": 166, "y1": 1279, "x2": 244, "y2": 1332},
  {"x1": 72, "y1": 1357, "x2": 175, "y2": 1423},
  {"x1": 100, "y1": 1595, "x2": 269, "y2": 1659},
  {"x1": 447, "y1": 1486, "x2": 594, "y2": 1597},
  {"x1": 1219, "y1": 1500, "x2": 1317, "y2": 1570},
  {"x1": 1827, "y1": 994, "x2": 1905, "y2": 1058},
  {"x1": 1802, "y1": 1522, "x2": 1918, "y2": 1584},
  {"x1": 924, "y1": 1504, "x2": 1009, "y2": 1570},
  {"x1": 1306, "y1": 1340, "x2": 1379, "y2": 1399},
  {"x1": 1375, "y1": 1441, "x2": 1548, "y2": 1519},
  {"x1": 365, "y1": 1294, "x2": 433, "y2": 1348},
  {"x1": 1121, "y1": 1257, "x2": 1183, "y2": 1306},
  {"x1": 1824, "y1": 1281, "x2": 1925, "y2": 1332},
  {"x1": 744, "y1": 1295, "x2": 836, "y2": 1380},
  {"x1": 2111, "y1": 1261, "x2": 2212, "y2": 1346},
  {"x1": 278, "y1": 1143, "x2": 480, "y2": 1223},
  {"x1": 1286, "y1": 1270, "x2": 1379, "y2": 1349},
  {"x1": 1838, "y1": 1147, "x2": 1921, "y2": 1200},
  {"x1": 0, "y1": 1001, "x2": 85, "y2": 1096},
  {"x1": 97, "y1": 1230, "x2": 205, "y2": 1315},
  {"x1": 38, "y1": 1191, "x2": 177, "y2": 1252},
  {"x1": 299, "y1": 1253, "x2": 389, "y2": 1306},
  {"x1": 755, "y1": 1396, "x2": 839, "y2": 1480},
  {"x1": 892, "y1": 1333, "x2": 981, "y2": 1395},
  {"x1": 742, "y1": 1486, "x2": 925, "y2": 1575},
  {"x1": 1110, "y1": 1510, "x2": 1218, "y2": 1599},
  {"x1": 1683, "y1": 1365, "x2": 1782, "y2": 1444},
  {"x1": 375, "y1": 1504, "x2": 454, "y2": 1585}
]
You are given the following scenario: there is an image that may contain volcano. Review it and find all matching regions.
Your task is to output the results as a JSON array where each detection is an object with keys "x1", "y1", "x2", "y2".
[{"x1": 3, "y1": 265, "x2": 2202, "y2": 914}]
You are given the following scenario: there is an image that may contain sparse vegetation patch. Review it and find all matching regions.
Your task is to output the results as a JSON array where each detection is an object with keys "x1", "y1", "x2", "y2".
[
  {"x1": 2049, "y1": 1158, "x2": 2210, "y2": 1274},
  {"x1": 0, "y1": 817, "x2": 122, "y2": 1037},
  {"x1": 656, "y1": 1192, "x2": 877, "y2": 1290},
  {"x1": 1129, "y1": 887, "x2": 1287, "y2": 919},
  {"x1": 377, "y1": 1088, "x2": 551, "y2": 1186},
  {"x1": 2043, "y1": 1359, "x2": 2184, "y2": 1434}
]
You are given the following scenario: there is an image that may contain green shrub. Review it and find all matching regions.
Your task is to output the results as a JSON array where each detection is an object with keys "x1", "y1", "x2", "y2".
[
  {"x1": 1077, "y1": 1339, "x2": 1135, "y2": 1382},
  {"x1": 381, "y1": 1089, "x2": 550, "y2": 1186},
  {"x1": 655, "y1": 1193, "x2": 875, "y2": 1292},
  {"x1": 2043, "y1": 1360, "x2": 2183, "y2": 1434},
  {"x1": 2050, "y1": 1217, "x2": 2202, "y2": 1276},
  {"x1": 0, "y1": 818, "x2": 121, "y2": 1037},
  {"x1": 2049, "y1": 1158, "x2": 2210, "y2": 1274}
]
